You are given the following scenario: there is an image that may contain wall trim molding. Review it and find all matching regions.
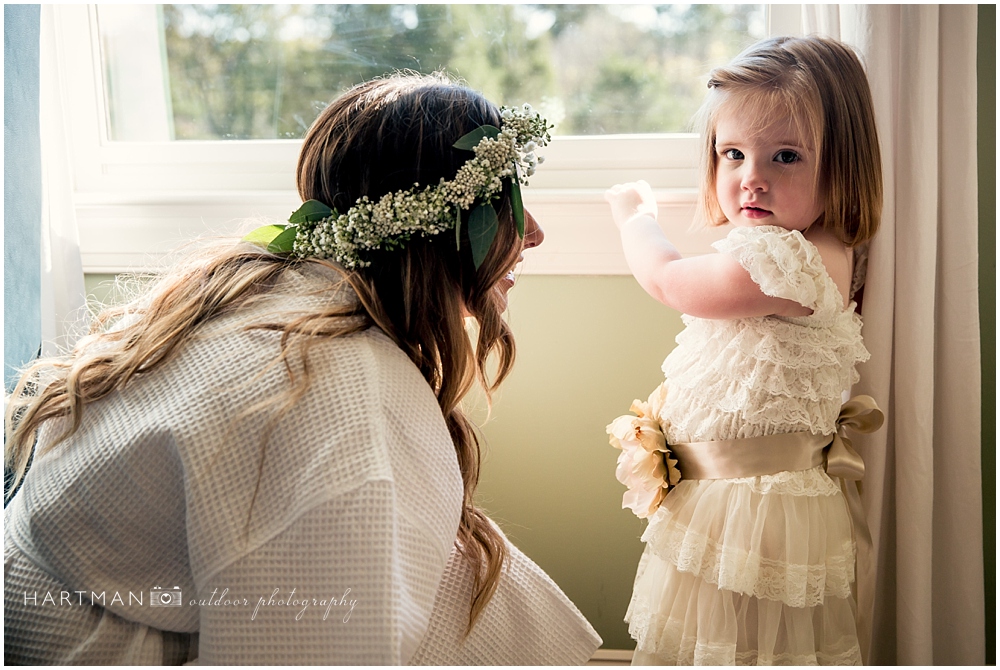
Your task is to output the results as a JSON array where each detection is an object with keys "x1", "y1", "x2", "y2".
[
  {"x1": 76, "y1": 188, "x2": 728, "y2": 275},
  {"x1": 588, "y1": 648, "x2": 635, "y2": 665}
]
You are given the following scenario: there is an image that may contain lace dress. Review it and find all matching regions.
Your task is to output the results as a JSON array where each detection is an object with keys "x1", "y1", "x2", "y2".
[{"x1": 626, "y1": 225, "x2": 869, "y2": 666}]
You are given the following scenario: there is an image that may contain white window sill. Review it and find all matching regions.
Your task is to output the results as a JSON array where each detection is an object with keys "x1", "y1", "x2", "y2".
[{"x1": 75, "y1": 187, "x2": 728, "y2": 275}]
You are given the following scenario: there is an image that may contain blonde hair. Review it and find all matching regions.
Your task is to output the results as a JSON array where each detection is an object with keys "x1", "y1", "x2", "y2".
[
  {"x1": 696, "y1": 35, "x2": 883, "y2": 246},
  {"x1": 6, "y1": 73, "x2": 521, "y2": 633}
]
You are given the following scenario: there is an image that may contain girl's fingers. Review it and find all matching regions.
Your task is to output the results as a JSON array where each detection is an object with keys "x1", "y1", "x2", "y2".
[
  {"x1": 606, "y1": 183, "x2": 627, "y2": 197},
  {"x1": 606, "y1": 182, "x2": 638, "y2": 201}
]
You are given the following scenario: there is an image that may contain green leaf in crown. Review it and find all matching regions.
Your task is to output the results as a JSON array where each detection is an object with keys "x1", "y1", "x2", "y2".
[
  {"x1": 453, "y1": 124, "x2": 501, "y2": 151},
  {"x1": 242, "y1": 224, "x2": 287, "y2": 247},
  {"x1": 266, "y1": 226, "x2": 298, "y2": 254},
  {"x1": 241, "y1": 224, "x2": 300, "y2": 254},
  {"x1": 468, "y1": 202, "x2": 500, "y2": 269},
  {"x1": 289, "y1": 200, "x2": 334, "y2": 224}
]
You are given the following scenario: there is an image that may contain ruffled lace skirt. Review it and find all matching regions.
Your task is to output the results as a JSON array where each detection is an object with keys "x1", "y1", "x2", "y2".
[{"x1": 625, "y1": 466, "x2": 861, "y2": 666}]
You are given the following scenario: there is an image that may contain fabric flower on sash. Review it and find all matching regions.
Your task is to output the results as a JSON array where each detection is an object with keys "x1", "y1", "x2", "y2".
[{"x1": 607, "y1": 384, "x2": 680, "y2": 518}]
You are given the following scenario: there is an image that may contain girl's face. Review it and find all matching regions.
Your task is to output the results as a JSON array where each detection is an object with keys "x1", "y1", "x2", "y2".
[{"x1": 713, "y1": 108, "x2": 824, "y2": 232}]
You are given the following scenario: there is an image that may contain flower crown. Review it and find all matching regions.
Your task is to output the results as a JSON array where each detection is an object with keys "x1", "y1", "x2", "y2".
[{"x1": 244, "y1": 104, "x2": 552, "y2": 270}]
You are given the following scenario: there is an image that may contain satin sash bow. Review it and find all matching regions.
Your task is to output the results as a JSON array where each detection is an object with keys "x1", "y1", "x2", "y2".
[
  {"x1": 668, "y1": 395, "x2": 884, "y2": 663},
  {"x1": 826, "y1": 395, "x2": 883, "y2": 482}
]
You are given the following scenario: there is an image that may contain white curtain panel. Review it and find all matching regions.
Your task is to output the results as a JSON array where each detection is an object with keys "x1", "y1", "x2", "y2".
[
  {"x1": 39, "y1": 5, "x2": 86, "y2": 356},
  {"x1": 802, "y1": 4, "x2": 984, "y2": 665}
]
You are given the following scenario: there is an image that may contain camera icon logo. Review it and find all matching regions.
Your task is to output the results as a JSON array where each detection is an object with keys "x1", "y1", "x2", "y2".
[{"x1": 150, "y1": 586, "x2": 183, "y2": 607}]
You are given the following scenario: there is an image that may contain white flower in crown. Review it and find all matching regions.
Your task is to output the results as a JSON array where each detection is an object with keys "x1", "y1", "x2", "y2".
[{"x1": 245, "y1": 105, "x2": 553, "y2": 271}]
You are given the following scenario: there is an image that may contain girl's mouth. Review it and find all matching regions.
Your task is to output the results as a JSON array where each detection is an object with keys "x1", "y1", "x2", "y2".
[{"x1": 742, "y1": 206, "x2": 772, "y2": 219}]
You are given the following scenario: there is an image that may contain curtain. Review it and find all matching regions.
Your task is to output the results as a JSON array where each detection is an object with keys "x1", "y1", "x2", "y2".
[
  {"x1": 3, "y1": 5, "x2": 43, "y2": 391},
  {"x1": 802, "y1": 5, "x2": 984, "y2": 665},
  {"x1": 39, "y1": 4, "x2": 86, "y2": 356}
]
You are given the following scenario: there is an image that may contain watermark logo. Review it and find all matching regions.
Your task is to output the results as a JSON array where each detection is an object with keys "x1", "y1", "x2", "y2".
[
  {"x1": 150, "y1": 586, "x2": 183, "y2": 607},
  {"x1": 22, "y1": 586, "x2": 358, "y2": 623},
  {"x1": 248, "y1": 587, "x2": 357, "y2": 623},
  {"x1": 23, "y1": 590, "x2": 145, "y2": 607}
]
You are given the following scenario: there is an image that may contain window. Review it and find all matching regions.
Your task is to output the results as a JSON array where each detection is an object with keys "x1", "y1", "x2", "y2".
[
  {"x1": 52, "y1": 4, "x2": 800, "y2": 273},
  {"x1": 101, "y1": 4, "x2": 765, "y2": 140}
]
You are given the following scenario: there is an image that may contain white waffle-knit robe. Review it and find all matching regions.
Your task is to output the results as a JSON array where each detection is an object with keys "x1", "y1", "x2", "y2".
[{"x1": 4, "y1": 264, "x2": 601, "y2": 665}]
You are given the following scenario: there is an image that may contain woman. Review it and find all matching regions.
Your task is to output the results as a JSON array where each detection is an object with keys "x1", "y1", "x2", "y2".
[{"x1": 4, "y1": 73, "x2": 601, "y2": 664}]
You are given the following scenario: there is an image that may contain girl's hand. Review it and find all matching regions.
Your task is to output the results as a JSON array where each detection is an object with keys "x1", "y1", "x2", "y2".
[{"x1": 605, "y1": 180, "x2": 658, "y2": 229}]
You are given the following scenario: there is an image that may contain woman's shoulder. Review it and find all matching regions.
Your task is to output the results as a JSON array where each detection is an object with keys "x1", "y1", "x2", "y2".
[
  {"x1": 174, "y1": 290, "x2": 461, "y2": 567},
  {"x1": 167, "y1": 265, "x2": 448, "y2": 464}
]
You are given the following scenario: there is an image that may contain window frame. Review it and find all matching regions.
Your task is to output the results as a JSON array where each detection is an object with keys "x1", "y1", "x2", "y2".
[{"x1": 55, "y1": 4, "x2": 801, "y2": 274}]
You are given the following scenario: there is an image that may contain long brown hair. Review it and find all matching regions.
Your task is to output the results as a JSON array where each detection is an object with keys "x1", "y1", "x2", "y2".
[
  {"x1": 5, "y1": 72, "x2": 520, "y2": 631},
  {"x1": 696, "y1": 35, "x2": 883, "y2": 247},
  {"x1": 297, "y1": 73, "x2": 521, "y2": 628}
]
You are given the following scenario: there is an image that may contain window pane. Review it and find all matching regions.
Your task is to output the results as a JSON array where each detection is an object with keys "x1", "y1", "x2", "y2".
[{"x1": 99, "y1": 4, "x2": 765, "y2": 141}]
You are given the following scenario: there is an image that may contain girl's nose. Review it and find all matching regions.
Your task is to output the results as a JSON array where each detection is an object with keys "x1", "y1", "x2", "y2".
[
  {"x1": 523, "y1": 208, "x2": 545, "y2": 249},
  {"x1": 741, "y1": 162, "x2": 768, "y2": 192}
]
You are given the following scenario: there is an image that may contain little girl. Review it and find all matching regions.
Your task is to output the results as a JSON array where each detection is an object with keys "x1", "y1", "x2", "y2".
[{"x1": 605, "y1": 36, "x2": 883, "y2": 665}]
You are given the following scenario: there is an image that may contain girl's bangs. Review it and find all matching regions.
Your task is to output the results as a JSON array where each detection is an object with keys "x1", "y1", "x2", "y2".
[{"x1": 712, "y1": 87, "x2": 819, "y2": 150}]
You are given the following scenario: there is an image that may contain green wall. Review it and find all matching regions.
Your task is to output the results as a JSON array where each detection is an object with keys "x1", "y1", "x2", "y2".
[
  {"x1": 84, "y1": 274, "x2": 119, "y2": 306},
  {"x1": 472, "y1": 275, "x2": 684, "y2": 649}
]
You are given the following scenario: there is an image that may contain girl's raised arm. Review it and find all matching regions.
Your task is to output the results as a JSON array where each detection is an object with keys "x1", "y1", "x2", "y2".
[{"x1": 606, "y1": 181, "x2": 811, "y2": 320}]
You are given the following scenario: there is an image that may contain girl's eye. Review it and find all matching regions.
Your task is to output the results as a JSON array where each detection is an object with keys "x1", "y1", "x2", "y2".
[
  {"x1": 775, "y1": 150, "x2": 799, "y2": 164},
  {"x1": 723, "y1": 148, "x2": 744, "y2": 160}
]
